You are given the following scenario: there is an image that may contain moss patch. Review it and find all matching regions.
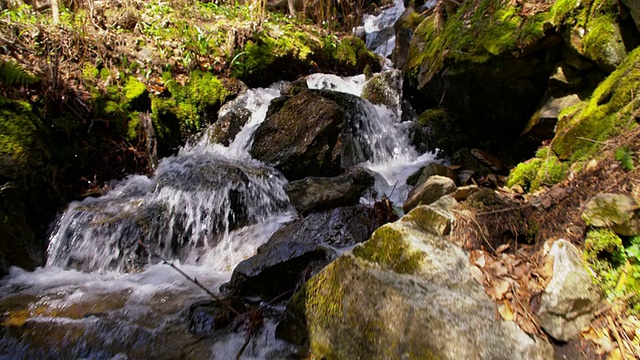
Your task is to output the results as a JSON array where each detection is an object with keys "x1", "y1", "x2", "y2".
[
  {"x1": 352, "y1": 225, "x2": 425, "y2": 274},
  {"x1": 553, "y1": 47, "x2": 640, "y2": 161}
]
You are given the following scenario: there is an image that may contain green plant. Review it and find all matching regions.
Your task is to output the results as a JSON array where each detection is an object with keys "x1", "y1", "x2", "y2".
[
  {"x1": 0, "y1": 60, "x2": 39, "y2": 87},
  {"x1": 615, "y1": 146, "x2": 635, "y2": 171}
]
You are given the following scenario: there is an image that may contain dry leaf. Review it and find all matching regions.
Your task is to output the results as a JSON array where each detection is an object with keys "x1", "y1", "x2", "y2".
[
  {"x1": 607, "y1": 348, "x2": 621, "y2": 360},
  {"x1": 487, "y1": 261, "x2": 509, "y2": 277},
  {"x1": 490, "y1": 279, "x2": 511, "y2": 300},
  {"x1": 470, "y1": 250, "x2": 486, "y2": 268},
  {"x1": 470, "y1": 265, "x2": 484, "y2": 284},
  {"x1": 511, "y1": 262, "x2": 530, "y2": 281},
  {"x1": 498, "y1": 301, "x2": 515, "y2": 321},
  {"x1": 496, "y1": 243, "x2": 510, "y2": 253}
]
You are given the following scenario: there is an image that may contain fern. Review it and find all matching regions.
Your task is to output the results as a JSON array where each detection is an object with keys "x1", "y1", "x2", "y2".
[
  {"x1": 615, "y1": 146, "x2": 635, "y2": 171},
  {"x1": 0, "y1": 60, "x2": 39, "y2": 87}
]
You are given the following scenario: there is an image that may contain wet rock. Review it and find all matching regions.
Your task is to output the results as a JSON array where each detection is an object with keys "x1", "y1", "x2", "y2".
[
  {"x1": 209, "y1": 106, "x2": 252, "y2": 146},
  {"x1": 188, "y1": 298, "x2": 245, "y2": 336},
  {"x1": 403, "y1": 175, "x2": 456, "y2": 213},
  {"x1": 277, "y1": 207, "x2": 553, "y2": 359},
  {"x1": 537, "y1": 239, "x2": 601, "y2": 342},
  {"x1": 361, "y1": 69, "x2": 403, "y2": 112},
  {"x1": 406, "y1": 162, "x2": 457, "y2": 186},
  {"x1": 250, "y1": 89, "x2": 347, "y2": 180},
  {"x1": 285, "y1": 167, "x2": 374, "y2": 215},
  {"x1": 222, "y1": 205, "x2": 378, "y2": 300},
  {"x1": 581, "y1": 193, "x2": 640, "y2": 236}
]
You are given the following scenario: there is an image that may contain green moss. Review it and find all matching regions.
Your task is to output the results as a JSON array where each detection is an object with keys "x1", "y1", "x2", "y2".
[
  {"x1": 353, "y1": 225, "x2": 425, "y2": 274},
  {"x1": 124, "y1": 77, "x2": 146, "y2": 102},
  {"x1": 553, "y1": 47, "x2": 640, "y2": 161},
  {"x1": 0, "y1": 97, "x2": 44, "y2": 176},
  {"x1": 530, "y1": 155, "x2": 569, "y2": 189},
  {"x1": 335, "y1": 37, "x2": 369, "y2": 67},
  {"x1": 99, "y1": 67, "x2": 111, "y2": 81},
  {"x1": 582, "y1": 14, "x2": 626, "y2": 70},
  {"x1": 82, "y1": 63, "x2": 100, "y2": 80},
  {"x1": 548, "y1": 0, "x2": 580, "y2": 25},
  {"x1": 405, "y1": 0, "x2": 549, "y2": 84},
  {"x1": 583, "y1": 229, "x2": 640, "y2": 313},
  {"x1": 162, "y1": 70, "x2": 229, "y2": 133},
  {"x1": 506, "y1": 158, "x2": 543, "y2": 191},
  {"x1": 126, "y1": 113, "x2": 141, "y2": 141}
]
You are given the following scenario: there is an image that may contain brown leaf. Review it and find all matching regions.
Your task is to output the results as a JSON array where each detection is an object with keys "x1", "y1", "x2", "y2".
[
  {"x1": 498, "y1": 301, "x2": 515, "y2": 321},
  {"x1": 496, "y1": 243, "x2": 510, "y2": 254},
  {"x1": 490, "y1": 279, "x2": 511, "y2": 300},
  {"x1": 470, "y1": 265, "x2": 484, "y2": 284}
]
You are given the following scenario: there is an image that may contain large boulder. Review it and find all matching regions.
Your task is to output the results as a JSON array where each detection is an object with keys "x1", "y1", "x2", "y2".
[
  {"x1": 221, "y1": 205, "x2": 379, "y2": 300},
  {"x1": 537, "y1": 239, "x2": 601, "y2": 342},
  {"x1": 403, "y1": 1, "x2": 561, "y2": 157},
  {"x1": 285, "y1": 167, "x2": 374, "y2": 215},
  {"x1": 277, "y1": 205, "x2": 553, "y2": 359}
]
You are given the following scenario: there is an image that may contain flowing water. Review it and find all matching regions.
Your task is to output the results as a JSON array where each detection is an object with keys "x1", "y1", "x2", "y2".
[{"x1": 0, "y1": 2, "x2": 438, "y2": 358}]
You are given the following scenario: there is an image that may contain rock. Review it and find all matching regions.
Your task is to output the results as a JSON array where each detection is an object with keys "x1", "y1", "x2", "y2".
[
  {"x1": 222, "y1": 205, "x2": 378, "y2": 300},
  {"x1": 621, "y1": 0, "x2": 640, "y2": 32},
  {"x1": 208, "y1": 107, "x2": 251, "y2": 146},
  {"x1": 553, "y1": 47, "x2": 640, "y2": 160},
  {"x1": 403, "y1": 175, "x2": 456, "y2": 213},
  {"x1": 403, "y1": 3, "x2": 560, "y2": 158},
  {"x1": 561, "y1": 46, "x2": 595, "y2": 72},
  {"x1": 565, "y1": 13, "x2": 628, "y2": 73},
  {"x1": 188, "y1": 298, "x2": 245, "y2": 336},
  {"x1": 581, "y1": 193, "x2": 640, "y2": 236},
  {"x1": 277, "y1": 207, "x2": 553, "y2": 359},
  {"x1": 361, "y1": 69, "x2": 403, "y2": 113},
  {"x1": 537, "y1": 239, "x2": 601, "y2": 342},
  {"x1": 548, "y1": 61, "x2": 587, "y2": 91},
  {"x1": 250, "y1": 89, "x2": 346, "y2": 180},
  {"x1": 453, "y1": 185, "x2": 480, "y2": 201},
  {"x1": 285, "y1": 167, "x2": 374, "y2": 215},
  {"x1": 521, "y1": 93, "x2": 582, "y2": 146},
  {"x1": 470, "y1": 148, "x2": 505, "y2": 173},
  {"x1": 406, "y1": 162, "x2": 457, "y2": 186}
]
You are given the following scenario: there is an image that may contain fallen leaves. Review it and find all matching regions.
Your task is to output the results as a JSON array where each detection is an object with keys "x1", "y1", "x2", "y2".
[{"x1": 469, "y1": 246, "x2": 551, "y2": 337}]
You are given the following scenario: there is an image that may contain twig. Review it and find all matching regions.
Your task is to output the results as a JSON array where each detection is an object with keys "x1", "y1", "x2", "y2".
[
  {"x1": 576, "y1": 136, "x2": 608, "y2": 145},
  {"x1": 452, "y1": 209, "x2": 496, "y2": 253},
  {"x1": 607, "y1": 315, "x2": 626, "y2": 360},
  {"x1": 475, "y1": 204, "x2": 531, "y2": 216},
  {"x1": 136, "y1": 240, "x2": 242, "y2": 317}
]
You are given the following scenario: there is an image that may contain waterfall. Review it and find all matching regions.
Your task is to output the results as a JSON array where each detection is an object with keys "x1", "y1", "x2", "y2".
[
  {"x1": 0, "y1": 0, "x2": 437, "y2": 357},
  {"x1": 47, "y1": 86, "x2": 292, "y2": 273}
]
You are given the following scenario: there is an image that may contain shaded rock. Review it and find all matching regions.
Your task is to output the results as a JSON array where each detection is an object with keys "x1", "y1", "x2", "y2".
[
  {"x1": 581, "y1": 193, "x2": 640, "y2": 236},
  {"x1": 537, "y1": 239, "x2": 601, "y2": 342},
  {"x1": 285, "y1": 167, "x2": 374, "y2": 215},
  {"x1": 222, "y1": 205, "x2": 378, "y2": 300},
  {"x1": 403, "y1": 175, "x2": 456, "y2": 213},
  {"x1": 404, "y1": 3, "x2": 560, "y2": 158},
  {"x1": 561, "y1": 46, "x2": 595, "y2": 72},
  {"x1": 250, "y1": 89, "x2": 346, "y2": 180},
  {"x1": 277, "y1": 208, "x2": 553, "y2": 359},
  {"x1": 621, "y1": 0, "x2": 640, "y2": 32},
  {"x1": 521, "y1": 93, "x2": 582, "y2": 146},
  {"x1": 548, "y1": 61, "x2": 587, "y2": 91},
  {"x1": 361, "y1": 69, "x2": 402, "y2": 112},
  {"x1": 406, "y1": 162, "x2": 457, "y2": 186},
  {"x1": 470, "y1": 148, "x2": 505, "y2": 173}
]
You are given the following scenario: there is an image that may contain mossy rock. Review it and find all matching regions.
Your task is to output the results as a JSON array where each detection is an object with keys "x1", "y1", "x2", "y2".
[
  {"x1": 277, "y1": 219, "x2": 554, "y2": 359},
  {"x1": 403, "y1": 0, "x2": 559, "y2": 158},
  {"x1": 506, "y1": 150, "x2": 569, "y2": 192},
  {"x1": 552, "y1": 47, "x2": 640, "y2": 161}
]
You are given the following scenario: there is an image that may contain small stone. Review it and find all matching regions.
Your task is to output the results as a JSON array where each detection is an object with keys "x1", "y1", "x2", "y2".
[
  {"x1": 581, "y1": 193, "x2": 640, "y2": 236},
  {"x1": 453, "y1": 185, "x2": 480, "y2": 201},
  {"x1": 537, "y1": 239, "x2": 601, "y2": 341},
  {"x1": 403, "y1": 175, "x2": 457, "y2": 214}
]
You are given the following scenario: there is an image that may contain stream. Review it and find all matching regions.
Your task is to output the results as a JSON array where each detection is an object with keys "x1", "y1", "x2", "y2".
[{"x1": 0, "y1": 2, "x2": 438, "y2": 359}]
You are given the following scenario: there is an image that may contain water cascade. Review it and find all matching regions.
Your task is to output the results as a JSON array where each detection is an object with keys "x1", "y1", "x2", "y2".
[{"x1": 0, "y1": 1, "x2": 437, "y2": 357}]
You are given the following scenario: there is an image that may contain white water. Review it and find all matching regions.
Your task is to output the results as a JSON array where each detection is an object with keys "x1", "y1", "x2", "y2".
[{"x1": 0, "y1": 1, "x2": 437, "y2": 357}]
